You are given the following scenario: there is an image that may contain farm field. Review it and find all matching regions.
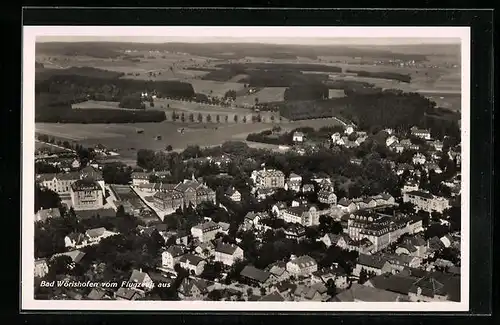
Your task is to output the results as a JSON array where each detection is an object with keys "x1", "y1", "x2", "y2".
[
  {"x1": 328, "y1": 89, "x2": 346, "y2": 99},
  {"x1": 233, "y1": 87, "x2": 287, "y2": 105},
  {"x1": 188, "y1": 79, "x2": 245, "y2": 97},
  {"x1": 152, "y1": 98, "x2": 251, "y2": 114},
  {"x1": 35, "y1": 118, "x2": 344, "y2": 161}
]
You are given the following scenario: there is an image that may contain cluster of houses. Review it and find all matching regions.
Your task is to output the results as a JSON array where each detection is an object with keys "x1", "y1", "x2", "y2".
[{"x1": 330, "y1": 125, "x2": 369, "y2": 148}]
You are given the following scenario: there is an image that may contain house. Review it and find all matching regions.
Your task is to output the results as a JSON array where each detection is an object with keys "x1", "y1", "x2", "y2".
[
  {"x1": 115, "y1": 287, "x2": 144, "y2": 301},
  {"x1": 403, "y1": 191, "x2": 450, "y2": 213},
  {"x1": 429, "y1": 140, "x2": 444, "y2": 151},
  {"x1": 194, "y1": 241, "x2": 215, "y2": 258},
  {"x1": 337, "y1": 198, "x2": 358, "y2": 213},
  {"x1": 35, "y1": 208, "x2": 61, "y2": 222},
  {"x1": 390, "y1": 142, "x2": 405, "y2": 153},
  {"x1": 256, "y1": 188, "x2": 276, "y2": 201},
  {"x1": 269, "y1": 281, "x2": 297, "y2": 300},
  {"x1": 251, "y1": 168, "x2": 285, "y2": 190},
  {"x1": 259, "y1": 292, "x2": 285, "y2": 301},
  {"x1": 34, "y1": 258, "x2": 49, "y2": 278},
  {"x1": 408, "y1": 273, "x2": 460, "y2": 302},
  {"x1": 332, "y1": 283, "x2": 408, "y2": 302},
  {"x1": 178, "y1": 277, "x2": 209, "y2": 300},
  {"x1": 425, "y1": 162, "x2": 443, "y2": 174},
  {"x1": 312, "y1": 265, "x2": 349, "y2": 290},
  {"x1": 331, "y1": 132, "x2": 341, "y2": 143},
  {"x1": 271, "y1": 201, "x2": 287, "y2": 218},
  {"x1": 286, "y1": 255, "x2": 318, "y2": 277},
  {"x1": 127, "y1": 269, "x2": 155, "y2": 292},
  {"x1": 178, "y1": 254, "x2": 206, "y2": 275},
  {"x1": 225, "y1": 187, "x2": 241, "y2": 202},
  {"x1": 402, "y1": 181, "x2": 419, "y2": 193},
  {"x1": 267, "y1": 261, "x2": 290, "y2": 282},
  {"x1": 86, "y1": 288, "x2": 110, "y2": 300},
  {"x1": 70, "y1": 179, "x2": 104, "y2": 211},
  {"x1": 51, "y1": 250, "x2": 86, "y2": 265},
  {"x1": 364, "y1": 272, "x2": 417, "y2": 297},
  {"x1": 395, "y1": 236, "x2": 428, "y2": 258},
  {"x1": 410, "y1": 126, "x2": 431, "y2": 140},
  {"x1": 218, "y1": 222, "x2": 230, "y2": 234},
  {"x1": 349, "y1": 238, "x2": 375, "y2": 255},
  {"x1": 284, "y1": 223, "x2": 306, "y2": 241},
  {"x1": 345, "y1": 124, "x2": 355, "y2": 135},
  {"x1": 386, "y1": 135, "x2": 399, "y2": 147},
  {"x1": 85, "y1": 227, "x2": 118, "y2": 245},
  {"x1": 320, "y1": 233, "x2": 347, "y2": 248},
  {"x1": 191, "y1": 220, "x2": 221, "y2": 242},
  {"x1": 302, "y1": 184, "x2": 314, "y2": 193},
  {"x1": 161, "y1": 245, "x2": 187, "y2": 269},
  {"x1": 240, "y1": 265, "x2": 273, "y2": 286},
  {"x1": 214, "y1": 242, "x2": 244, "y2": 266},
  {"x1": 280, "y1": 205, "x2": 319, "y2": 227},
  {"x1": 243, "y1": 211, "x2": 262, "y2": 230},
  {"x1": 382, "y1": 253, "x2": 422, "y2": 272},
  {"x1": 64, "y1": 232, "x2": 87, "y2": 249},
  {"x1": 355, "y1": 135, "x2": 368, "y2": 146},
  {"x1": 318, "y1": 189, "x2": 337, "y2": 205},
  {"x1": 285, "y1": 172, "x2": 302, "y2": 192},
  {"x1": 292, "y1": 131, "x2": 305, "y2": 143},
  {"x1": 293, "y1": 282, "x2": 329, "y2": 301},
  {"x1": 440, "y1": 235, "x2": 453, "y2": 248},
  {"x1": 131, "y1": 172, "x2": 150, "y2": 187},
  {"x1": 412, "y1": 153, "x2": 426, "y2": 165},
  {"x1": 353, "y1": 254, "x2": 392, "y2": 277},
  {"x1": 396, "y1": 163, "x2": 415, "y2": 176}
]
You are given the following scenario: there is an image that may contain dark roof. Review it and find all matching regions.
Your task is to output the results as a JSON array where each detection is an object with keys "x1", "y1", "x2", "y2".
[
  {"x1": 115, "y1": 287, "x2": 143, "y2": 300},
  {"x1": 85, "y1": 227, "x2": 106, "y2": 238},
  {"x1": 193, "y1": 220, "x2": 221, "y2": 232},
  {"x1": 36, "y1": 208, "x2": 61, "y2": 221},
  {"x1": 75, "y1": 208, "x2": 116, "y2": 219},
  {"x1": 368, "y1": 273, "x2": 418, "y2": 295},
  {"x1": 71, "y1": 178, "x2": 101, "y2": 191},
  {"x1": 289, "y1": 255, "x2": 317, "y2": 268},
  {"x1": 52, "y1": 250, "x2": 86, "y2": 263},
  {"x1": 87, "y1": 288, "x2": 106, "y2": 300},
  {"x1": 179, "y1": 254, "x2": 205, "y2": 266},
  {"x1": 240, "y1": 265, "x2": 271, "y2": 283},
  {"x1": 405, "y1": 190, "x2": 434, "y2": 199},
  {"x1": 333, "y1": 283, "x2": 406, "y2": 302},
  {"x1": 357, "y1": 254, "x2": 388, "y2": 269},
  {"x1": 215, "y1": 242, "x2": 241, "y2": 255},
  {"x1": 165, "y1": 245, "x2": 186, "y2": 258},
  {"x1": 259, "y1": 292, "x2": 285, "y2": 301}
]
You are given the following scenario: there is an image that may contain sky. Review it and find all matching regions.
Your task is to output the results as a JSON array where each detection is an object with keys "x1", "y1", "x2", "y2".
[{"x1": 37, "y1": 35, "x2": 461, "y2": 46}]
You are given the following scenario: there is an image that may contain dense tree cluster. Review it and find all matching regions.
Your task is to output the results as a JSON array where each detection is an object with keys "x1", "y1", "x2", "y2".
[
  {"x1": 346, "y1": 69, "x2": 412, "y2": 83},
  {"x1": 35, "y1": 183, "x2": 62, "y2": 213},
  {"x1": 119, "y1": 94, "x2": 146, "y2": 109},
  {"x1": 101, "y1": 162, "x2": 133, "y2": 185},
  {"x1": 284, "y1": 83, "x2": 329, "y2": 101}
]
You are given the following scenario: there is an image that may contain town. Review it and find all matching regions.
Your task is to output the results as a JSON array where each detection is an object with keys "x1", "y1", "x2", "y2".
[{"x1": 34, "y1": 119, "x2": 461, "y2": 303}]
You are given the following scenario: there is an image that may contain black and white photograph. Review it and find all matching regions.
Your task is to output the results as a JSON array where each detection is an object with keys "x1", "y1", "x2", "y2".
[{"x1": 22, "y1": 26, "x2": 470, "y2": 311}]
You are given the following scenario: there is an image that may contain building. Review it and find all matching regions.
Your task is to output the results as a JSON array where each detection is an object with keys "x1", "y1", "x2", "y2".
[
  {"x1": 267, "y1": 261, "x2": 291, "y2": 283},
  {"x1": 35, "y1": 208, "x2": 61, "y2": 222},
  {"x1": 285, "y1": 173, "x2": 303, "y2": 192},
  {"x1": 251, "y1": 168, "x2": 285, "y2": 190},
  {"x1": 70, "y1": 179, "x2": 104, "y2": 211},
  {"x1": 34, "y1": 258, "x2": 49, "y2": 278},
  {"x1": 410, "y1": 126, "x2": 431, "y2": 140},
  {"x1": 345, "y1": 124, "x2": 355, "y2": 135},
  {"x1": 191, "y1": 220, "x2": 222, "y2": 242},
  {"x1": 292, "y1": 131, "x2": 305, "y2": 143},
  {"x1": 127, "y1": 269, "x2": 155, "y2": 292},
  {"x1": 337, "y1": 198, "x2": 358, "y2": 213},
  {"x1": 333, "y1": 284, "x2": 409, "y2": 302},
  {"x1": 152, "y1": 177, "x2": 216, "y2": 212},
  {"x1": 386, "y1": 135, "x2": 399, "y2": 147},
  {"x1": 280, "y1": 205, "x2": 319, "y2": 227},
  {"x1": 240, "y1": 265, "x2": 273, "y2": 286},
  {"x1": 85, "y1": 227, "x2": 118, "y2": 245},
  {"x1": 161, "y1": 245, "x2": 187, "y2": 269},
  {"x1": 214, "y1": 243, "x2": 244, "y2": 266},
  {"x1": 286, "y1": 255, "x2": 318, "y2": 277},
  {"x1": 353, "y1": 254, "x2": 392, "y2": 277},
  {"x1": 284, "y1": 223, "x2": 306, "y2": 241},
  {"x1": 403, "y1": 191, "x2": 450, "y2": 213},
  {"x1": 318, "y1": 189, "x2": 337, "y2": 205},
  {"x1": 408, "y1": 273, "x2": 460, "y2": 302},
  {"x1": 412, "y1": 153, "x2": 426, "y2": 165},
  {"x1": 178, "y1": 277, "x2": 209, "y2": 300},
  {"x1": 402, "y1": 181, "x2": 419, "y2": 193},
  {"x1": 131, "y1": 172, "x2": 150, "y2": 187},
  {"x1": 320, "y1": 233, "x2": 352, "y2": 250},
  {"x1": 225, "y1": 187, "x2": 241, "y2": 202},
  {"x1": 178, "y1": 254, "x2": 206, "y2": 275},
  {"x1": 242, "y1": 212, "x2": 262, "y2": 230}
]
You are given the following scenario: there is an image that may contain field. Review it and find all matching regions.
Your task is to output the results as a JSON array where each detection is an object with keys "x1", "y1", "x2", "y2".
[
  {"x1": 328, "y1": 89, "x2": 346, "y2": 99},
  {"x1": 35, "y1": 117, "x2": 344, "y2": 161},
  {"x1": 188, "y1": 79, "x2": 245, "y2": 97},
  {"x1": 233, "y1": 87, "x2": 287, "y2": 105}
]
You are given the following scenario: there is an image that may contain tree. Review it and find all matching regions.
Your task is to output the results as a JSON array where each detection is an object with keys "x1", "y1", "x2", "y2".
[
  {"x1": 166, "y1": 145, "x2": 173, "y2": 152},
  {"x1": 234, "y1": 115, "x2": 238, "y2": 123},
  {"x1": 260, "y1": 287, "x2": 266, "y2": 296},
  {"x1": 216, "y1": 115, "x2": 220, "y2": 123},
  {"x1": 180, "y1": 113, "x2": 185, "y2": 122},
  {"x1": 198, "y1": 113, "x2": 203, "y2": 123},
  {"x1": 207, "y1": 114, "x2": 212, "y2": 122},
  {"x1": 188, "y1": 113, "x2": 194, "y2": 122},
  {"x1": 48, "y1": 255, "x2": 73, "y2": 278},
  {"x1": 171, "y1": 111, "x2": 177, "y2": 121},
  {"x1": 224, "y1": 90, "x2": 237, "y2": 100},
  {"x1": 326, "y1": 278, "x2": 337, "y2": 296},
  {"x1": 358, "y1": 268, "x2": 368, "y2": 284},
  {"x1": 242, "y1": 116, "x2": 247, "y2": 123}
]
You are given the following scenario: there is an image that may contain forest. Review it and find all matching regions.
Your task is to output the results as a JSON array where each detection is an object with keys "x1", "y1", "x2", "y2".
[{"x1": 345, "y1": 69, "x2": 412, "y2": 83}]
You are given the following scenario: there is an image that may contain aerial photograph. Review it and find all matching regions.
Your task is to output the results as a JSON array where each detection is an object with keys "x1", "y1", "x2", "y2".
[{"x1": 31, "y1": 32, "x2": 463, "y2": 304}]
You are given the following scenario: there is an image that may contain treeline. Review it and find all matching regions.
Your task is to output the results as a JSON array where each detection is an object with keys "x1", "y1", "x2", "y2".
[
  {"x1": 346, "y1": 69, "x2": 412, "y2": 83},
  {"x1": 241, "y1": 70, "x2": 328, "y2": 87},
  {"x1": 325, "y1": 79, "x2": 375, "y2": 90},
  {"x1": 215, "y1": 63, "x2": 343, "y2": 73},
  {"x1": 36, "y1": 66, "x2": 125, "y2": 81},
  {"x1": 277, "y1": 98, "x2": 350, "y2": 120},
  {"x1": 246, "y1": 130, "x2": 293, "y2": 145},
  {"x1": 284, "y1": 83, "x2": 329, "y2": 101},
  {"x1": 36, "y1": 105, "x2": 166, "y2": 123}
]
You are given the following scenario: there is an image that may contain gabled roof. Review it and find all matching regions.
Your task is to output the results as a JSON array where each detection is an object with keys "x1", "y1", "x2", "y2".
[
  {"x1": 115, "y1": 287, "x2": 143, "y2": 300},
  {"x1": 368, "y1": 273, "x2": 418, "y2": 295},
  {"x1": 192, "y1": 220, "x2": 220, "y2": 232},
  {"x1": 333, "y1": 283, "x2": 406, "y2": 302},
  {"x1": 179, "y1": 277, "x2": 208, "y2": 295},
  {"x1": 66, "y1": 232, "x2": 86, "y2": 245},
  {"x1": 87, "y1": 288, "x2": 107, "y2": 300},
  {"x1": 52, "y1": 250, "x2": 86, "y2": 263},
  {"x1": 357, "y1": 254, "x2": 388, "y2": 269},
  {"x1": 36, "y1": 208, "x2": 61, "y2": 221},
  {"x1": 215, "y1": 242, "x2": 242, "y2": 255},
  {"x1": 165, "y1": 245, "x2": 186, "y2": 258},
  {"x1": 289, "y1": 255, "x2": 317, "y2": 268},
  {"x1": 129, "y1": 269, "x2": 149, "y2": 284},
  {"x1": 259, "y1": 292, "x2": 285, "y2": 301},
  {"x1": 71, "y1": 178, "x2": 101, "y2": 191},
  {"x1": 85, "y1": 227, "x2": 106, "y2": 238},
  {"x1": 240, "y1": 265, "x2": 271, "y2": 283}
]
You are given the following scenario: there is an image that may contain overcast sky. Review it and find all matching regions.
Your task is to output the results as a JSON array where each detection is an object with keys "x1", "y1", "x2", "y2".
[{"x1": 37, "y1": 35, "x2": 461, "y2": 46}]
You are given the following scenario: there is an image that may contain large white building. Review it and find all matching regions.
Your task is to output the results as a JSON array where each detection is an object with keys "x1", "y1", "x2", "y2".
[
  {"x1": 70, "y1": 179, "x2": 104, "y2": 211},
  {"x1": 286, "y1": 255, "x2": 318, "y2": 277},
  {"x1": 403, "y1": 191, "x2": 451, "y2": 213},
  {"x1": 214, "y1": 243, "x2": 244, "y2": 266},
  {"x1": 191, "y1": 220, "x2": 222, "y2": 243}
]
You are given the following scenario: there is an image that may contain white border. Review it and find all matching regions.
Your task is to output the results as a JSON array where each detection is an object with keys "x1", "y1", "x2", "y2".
[{"x1": 22, "y1": 26, "x2": 470, "y2": 312}]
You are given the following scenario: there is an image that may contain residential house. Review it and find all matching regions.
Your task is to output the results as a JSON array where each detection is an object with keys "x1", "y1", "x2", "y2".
[
  {"x1": 320, "y1": 233, "x2": 351, "y2": 250},
  {"x1": 412, "y1": 153, "x2": 427, "y2": 165},
  {"x1": 115, "y1": 287, "x2": 144, "y2": 301},
  {"x1": 353, "y1": 254, "x2": 392, "y2": 277},
  {"x1": 285, "y1": 173, "x2": 302, "y2": 192},
  {"x1": 85, "y1": 227, "x2": 118, "y2": 245},
  {"x1": 337, "y1": 198, "x2": 358, "y2": 213},
  {"x1": 386, "y1": 135, "x2": 399, "y2": 147},
  {"x1": 243, "y1": 212, "x2": 262, "y2": 230},
  {"x1": 382, "y1": 253, "x2": 422, "y2": 273},
  {"x1": 425, "y1": 162, "x2": 443, "y2": 174},
  {"x1": 318, "y1": 189, "x2": 337, "y2": 205},
  {"x1": 152, "y1": 177, "x2": 216, "y2": 213},
  {"x1": 225, "y1": 187, "x2": 241, "y2": 202},
  {"x1": 396, "y1": 163, "x2": 415, "y2": 176},
  {"x1": 364, "y1": 273, "x2": 417, "y2": 298},
  {"x1": 349, "y1": 238, "x2": 375, "y2": 255},
  {"x1": 350, "y1": 158, "x2": 362, "y2": 166},
  {"x1": 191, "y1": 220, "x2": 222, "y2": 242},
  {"x1": 312, "y1": 265, "x2": 349, "y2": 290},
  {"x1": 408, "y1": 273, "x2": 460, "y2": 302},
  {"x1": 70, "y1": 179, "x2": 104, "y2": 211},
  {"x1": 410, "y1": 126, "x2": 431, "y2": 140},
  {"x1": 256, "y1": 188, "x2": 276, "y2": 201},
  {"x1": 345, "y1": 124, "x2": 355, "y2": 135},
  {"x1": 271, "y1": 201, "x2": 287, "y2": 218},
  {"x1": 51, "y1": 250, "x2": 86, "y2": 266},
  {"x1": 131, "y1": 172, "x2": 150, "y2": 187},
  {"x1": 239, "y1": 265, "x2": 273, "y2": 286},
  {"x1": 218, "y1": 222, "x2": 230, "y2": 235},
  {"x1": 390, "y1": 142, "x2": 405, "y2": 153},
  {"x1": 178, "y1": 254, "x2": 206, "y2": 276},
  {"x1": 440, "y1": 235, "x2": 453, "y2": 248},
  {"x1": 214, "y1": 243, "x2": 244, "y2": 266},
  {"x1": 128, "y1": 269, "x2": 155, "y2": 292},
  {"x1": 35, "y1": 208, "x2": 61, "y2": 222},
  {"x1": 251, "y1": 168, "x2": 285, "y2": 190},
  {"x1": 267, "y1": 261, "x2": 290, "y2": 283},
  {"x1": 332, "y1": 283, "x2": 408, "y2": 302},
  {"x1": 292, "y1": 131, "x2": 305, "y2": 143},
  {"x1": 284, "y1": 223, "x2": 306, "y2": 241},
  {"x1": 64, "y1": 232, "x2": 87, "y2": 249},
  {"x1": 403, "y1": 191, "x2": 450, "y2": 213},
  {"x1": 293, "y1": 282, "x2": 329, "y2": 301},
  {"x1": 161, "y1": 245, "x2": 187, "y2": 269},
  {"x1": 402, "y1": 181, "x2": 419, "y2": 193},
  {"x1": 302, "y1": 183, "x2": 315, "y2": 193},
  {"x1": 34, "y1": 258, "x2": 49, "y2": 278},
  {"x1": 86, "y1": 288, "x2": 110, "y2": 300},
  {"x1": 259, "y1": 292, "x2": 285, "y2": 301},
  {"x1": 280, "y1": 205, "x2": 319, "y2": 227},
  {"x1": 331, "y1": 132, "x2": 341, "y2": 143},
  {"x1": 395, "y1": 236, "x2": 428, "y2": 258},
  {"x1": 194, "y1": 241, "x2": 215, "y2": 258},
  {"x1": 177, "y1": 277, "x2": 210, "y2": 300},
  {"x1": 429, "y1": 140, "x2": 444, "y2": 151},
  {"x1": 286, "y1": 255, "x2": 318, "y2": 277}
]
